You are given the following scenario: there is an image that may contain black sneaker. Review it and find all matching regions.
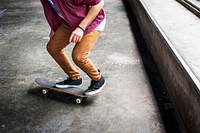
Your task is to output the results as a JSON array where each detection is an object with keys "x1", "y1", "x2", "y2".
[
  {"x1": 85, "y1": 76, "x2": 106, "y2": 96},
  {"x1": 55, "y1": 78, "x2": 82, "y2": 89}
]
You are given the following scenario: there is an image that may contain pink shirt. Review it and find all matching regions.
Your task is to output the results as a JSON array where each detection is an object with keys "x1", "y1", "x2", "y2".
[{"x1": 40, "y1": 0, "x2": 106, "y2": 34}]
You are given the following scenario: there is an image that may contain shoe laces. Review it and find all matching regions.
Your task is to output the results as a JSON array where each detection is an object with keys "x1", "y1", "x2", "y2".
[
  {"x1": 88, "y1": 80, "x2": 100, "y2": 90},
  {"x1": 64, "y1": 78, "x2": 73, "y2": 83},
  {"x1": 57, "y1": 78, "x2": 72, "y2": 85}
]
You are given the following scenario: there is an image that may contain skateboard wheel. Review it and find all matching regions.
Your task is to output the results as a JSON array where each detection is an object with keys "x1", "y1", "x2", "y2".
[
  {"x1": 42, "y1": 89, "x2": 48, "y2": 94},
  {"x1": 76, "y1": 98, "x2": 82, "y2": 104}
]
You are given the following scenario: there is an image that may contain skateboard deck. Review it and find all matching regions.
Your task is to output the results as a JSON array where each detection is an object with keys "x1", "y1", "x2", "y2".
[{"x1": 35, "y1": 77, "x2": 89, "y2": 104}]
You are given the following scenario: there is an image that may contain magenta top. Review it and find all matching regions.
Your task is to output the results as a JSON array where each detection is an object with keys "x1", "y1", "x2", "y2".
[{"x1": 40, "y1": 0, "x2": 106, "y2": 34}]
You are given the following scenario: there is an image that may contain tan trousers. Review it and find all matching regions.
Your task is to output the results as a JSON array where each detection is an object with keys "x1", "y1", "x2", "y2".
[{"x1": 46, "y1": 22, "x2": 101, "y2": 81}]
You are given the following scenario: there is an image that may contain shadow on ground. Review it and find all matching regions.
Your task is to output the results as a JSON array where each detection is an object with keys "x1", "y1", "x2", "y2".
[{"x1": 28, "y1": 87, "x2": 97, "y2": 106}]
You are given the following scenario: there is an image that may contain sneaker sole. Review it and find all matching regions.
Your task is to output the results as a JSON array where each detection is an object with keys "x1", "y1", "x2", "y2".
[{"x1": 55, "y1": 84, "x2": 82, "y2": 89}]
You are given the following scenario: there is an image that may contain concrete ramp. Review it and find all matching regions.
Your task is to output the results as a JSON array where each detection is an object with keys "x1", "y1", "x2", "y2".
[{"x1": 128, "y1": 0, "x2": 200, "y2": 132}]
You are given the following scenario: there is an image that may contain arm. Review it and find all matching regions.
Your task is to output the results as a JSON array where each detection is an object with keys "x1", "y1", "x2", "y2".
[
  {"x1": 79, "y1": 0, "x2": 104, "y2": 30},
  {"x1": 49, "y1": 29, "x2": 55, "y2": 39},
  {"x1": 69, "y1": 0, "x2": 104, "y2": 43}
]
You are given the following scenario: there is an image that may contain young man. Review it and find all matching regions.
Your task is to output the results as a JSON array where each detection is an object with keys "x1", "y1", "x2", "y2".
[{"x1": 40, "y1": 0, "x2": 106, "y2": 95}]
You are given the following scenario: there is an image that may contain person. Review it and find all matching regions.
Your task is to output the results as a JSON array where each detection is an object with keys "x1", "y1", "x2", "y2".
[{"x1": 40, "y1": 0, "x2": 106, "y2": 95}]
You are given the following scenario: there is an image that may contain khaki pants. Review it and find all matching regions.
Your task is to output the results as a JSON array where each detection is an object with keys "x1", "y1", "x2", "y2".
[{"x1": 46, "y1": 22, "x2": 101, "y2": 81}]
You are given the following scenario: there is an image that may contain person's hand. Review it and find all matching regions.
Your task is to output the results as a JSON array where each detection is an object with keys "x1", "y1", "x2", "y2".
[
  {"x1": 49, "y1": 30, "x2": 55, "y2": 39},
  {"x1": 69, "y1": 27, "x2": 84, "y2": 43}
]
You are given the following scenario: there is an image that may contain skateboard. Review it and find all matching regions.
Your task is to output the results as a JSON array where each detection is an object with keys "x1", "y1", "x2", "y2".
[{"x1": 35, "y1": 77, "x2": 90, "y2": 104}]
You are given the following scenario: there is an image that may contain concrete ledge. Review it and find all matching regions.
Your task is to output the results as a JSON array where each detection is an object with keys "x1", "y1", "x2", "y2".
[
  {"x1": 176, "y1": 0, "x2": 200, "y2": 17},
  {"x1": 127, "y1": 0, "x2": 200, "y2": 132}
]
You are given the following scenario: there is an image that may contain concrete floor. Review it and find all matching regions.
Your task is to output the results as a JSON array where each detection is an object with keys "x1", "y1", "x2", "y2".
[{"x1": 0, "y1": 0, "x2": 165, "y2": 132}]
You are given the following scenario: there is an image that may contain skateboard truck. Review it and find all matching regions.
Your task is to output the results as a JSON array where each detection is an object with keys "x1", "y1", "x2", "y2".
[
  {"x1": 41, "y1": 88, "x2": 83, "y2": 104},
  {"x1": 35, "y1": 77, "x2": 90, "y2": 104}
]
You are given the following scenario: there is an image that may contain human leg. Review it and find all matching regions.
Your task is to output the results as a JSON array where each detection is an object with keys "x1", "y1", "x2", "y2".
[
  {"x1": 72, "y1": 30, "x2": 106, "y2": 95},
  {"x1": 46, "y1": 23, "x2": 82, "y2": 87},
  {"x1": 72, "y1": 30, "x2": 101, "y2": 80}
]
